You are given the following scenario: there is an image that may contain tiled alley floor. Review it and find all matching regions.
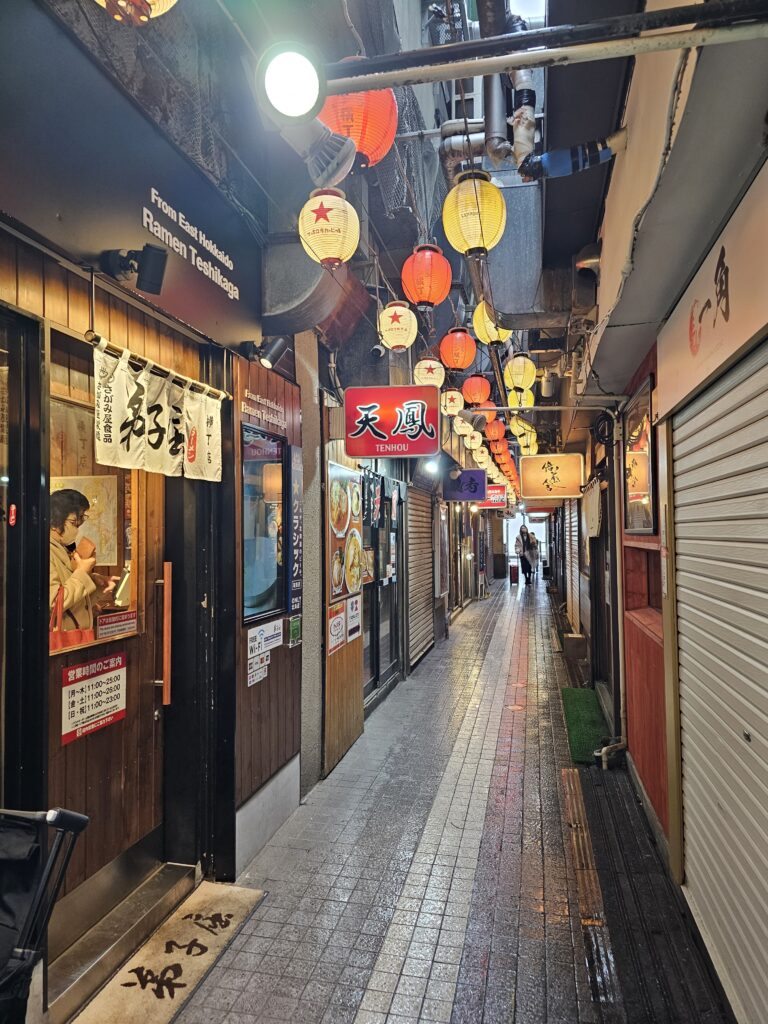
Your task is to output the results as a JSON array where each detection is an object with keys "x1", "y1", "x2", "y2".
[{"x1": 178, "y1": 580, "x2": 621, "y2": 1024}]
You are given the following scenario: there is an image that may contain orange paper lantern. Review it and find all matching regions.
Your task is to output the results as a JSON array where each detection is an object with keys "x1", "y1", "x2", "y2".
[
  {"x1": 401, "y1": 244, "x2": 452, "y2": 309},
  {"x1": 318, "y1": 88, "x2": 398, "y2": 168},
  {"x1": 495, "y1": 450, "x2": 511, "y2": 465},
  {"x1": 484, "y1": 419, "x2": 504, "y2": 440},
  {"x1": 439, "y1": 328, "x2": 476, "y2": 370},
  {"x1": 461, "y1": 376, "x2": 491, "y2": 405},
  {"x1": 490, "y1": 440, "x2": 506, "y2": 455},
  {"x1": 476, "y1": 401, "x2": 497, "y2": 424}
]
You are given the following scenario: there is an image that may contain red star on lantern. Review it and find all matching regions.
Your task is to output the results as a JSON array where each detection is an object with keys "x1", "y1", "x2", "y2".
[
  {"x1": 312, "y1": 202, "x2": 332, "y2": 222},
  {"x1": 425, "y1": 365, "x2": 436, "y2": 375},
  {"x1": 389, "y1": 310, "x2": 402, "y2": 324},
  {"x1": 447, "y1": 395, "x2": 457, "y2": 405}
]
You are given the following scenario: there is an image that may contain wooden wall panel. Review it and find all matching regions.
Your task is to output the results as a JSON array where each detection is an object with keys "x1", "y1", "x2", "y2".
[
  {"x1": 625, "y1": 613, "x2": 668, "y2": 832},
  {"x1": 0, "y1": 230, "x2": 205, "y2": 892},
  {"x1": 234, "y1": 357, "x2": 303, "y2": 806}
]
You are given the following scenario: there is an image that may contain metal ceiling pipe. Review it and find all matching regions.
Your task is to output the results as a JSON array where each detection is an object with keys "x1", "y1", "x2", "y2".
[
  {"x1": 438, "y1": 132, "x2": 485, "y2": 183},
  {"x1": 476, "y1": 1, "x2": 515, "y2": 167},
  {"x1": 326, "y1": 21, "x2": 768, "y2": 94},
  {"x1": 483, "y1": 74, "x2": 513, "y2": 165},
  {"x1": 325, "y1": 0, "x2": 768, "y2": 81}
]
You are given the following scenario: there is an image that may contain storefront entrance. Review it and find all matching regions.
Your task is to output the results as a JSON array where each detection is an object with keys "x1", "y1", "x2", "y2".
[{"x1": 362, "y1": 477, "x2": 403, "y2": 700}]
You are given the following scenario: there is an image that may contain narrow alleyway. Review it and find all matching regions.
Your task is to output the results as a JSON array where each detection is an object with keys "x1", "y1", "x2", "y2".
[{"x1": 177, "y1": 578, "x2": 625, "y2": 1024}]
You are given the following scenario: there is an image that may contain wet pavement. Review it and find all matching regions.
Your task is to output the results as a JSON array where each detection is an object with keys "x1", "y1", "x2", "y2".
[{"x1": 177, "y1": 579, "x2": 623, "y2": 1024}]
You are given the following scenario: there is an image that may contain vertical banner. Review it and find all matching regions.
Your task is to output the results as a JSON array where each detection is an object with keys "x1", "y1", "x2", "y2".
[
  {"x1": 184, "y1": 390, "x2": 223, "y2": 482},
  {"x1": 94, "y1": 347, "x2": 147, "y2": 469},
  {"x1": 143, "y1": 374, "x2": 184, "y2": 476},
  {"x1": 286, "y1": 446, "x2": 303, "y2": 613}
]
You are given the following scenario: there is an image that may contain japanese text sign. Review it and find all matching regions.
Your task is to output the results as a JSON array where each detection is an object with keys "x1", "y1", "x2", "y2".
[
  {"x1": 94, "y1": 344, "x2": 222, "y2": 481},
  {"x1": 344, "y1": 386, "x2": 440, "y2": 458},
  {"x1": 520, "y1": 454, "x2": 584, "y2": 499},
  {"x1": 62, "y1": 653, "x2": 126, "y2": 745},
  {"x1": 287, "y1": 446, "x2": 304, "y2": 613},
  {"x1": 443, "y1": 470, "x2": 487, "y2": 502},
  {"x1": 478, "y1": 484, "x2": 507, "y2": 509},
  {"x1": 657, "y1": 160, "x2": 768, "y2": 418}
]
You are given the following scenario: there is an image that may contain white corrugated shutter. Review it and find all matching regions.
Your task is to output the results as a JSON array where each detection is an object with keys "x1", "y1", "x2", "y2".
[
  {"x1": 672, "y1": 336, "x2": 768, "y2": 1024},
  {"x1": 566, "y1": 499, "x2": 580, "y2": 632},
  {"x1": 407, "y1": 487, "x2": 434, "y2": 667}
]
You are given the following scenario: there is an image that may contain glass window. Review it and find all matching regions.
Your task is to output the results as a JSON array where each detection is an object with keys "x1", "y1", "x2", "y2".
[
  {"x1": 242, "y1": 424, "x2": 285, "y2": 619},
  {"x1": 49, "y1": 334, "x2": 136, "y2": 652}
]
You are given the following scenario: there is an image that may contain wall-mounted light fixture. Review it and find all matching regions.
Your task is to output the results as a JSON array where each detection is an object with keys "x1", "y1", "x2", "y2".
[
  {"x1": 99, "y1": 243, "x2": 168, "y2": 294},
  {"x1": 255, "y1": 42, "x2": 326, "y2": 125},
  {"x1": 256, "y1": 336, "x2": 291, "y2": 370}
]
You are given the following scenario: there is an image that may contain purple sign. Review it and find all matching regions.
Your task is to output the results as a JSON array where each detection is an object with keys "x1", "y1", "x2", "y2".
[{"x1": 443, "y1": 470, "x2": 487, "y2": 502}]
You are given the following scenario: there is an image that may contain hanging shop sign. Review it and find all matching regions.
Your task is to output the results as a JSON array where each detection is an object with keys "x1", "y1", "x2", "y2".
[
  {"x1": 657, "y1": 160, "x2": 768, "y2": 419},
  {"x1": 61, "y1": 653, "x2": 127, "y2": 746},
  {"x1": 519, "y1": 454, "x2": 584, "y2": 499},
  {"x1": 286, "y1": 446, "x2": 304, "y2": 613},
  {"x1": 477, "y1": 484, "x2": 507, "y2": 509},
  {"x1": 344, "y1": 386, "x2": 440, "y2": 458},
  {"x1": 93, "y1": 343, "x2": 222, "y2": 481},
  {"x1": 443, "y1": 470, "x2": 488, "y2": 502},
  {"x1": 328, "y1": 463, "x2": 363, "y2": 600},
  {"x1": 363, "y1": 471, "x2": 383, "y2": 528},
  {"x1": 0, "y1": 0, "x2": 261, "y2": 344},
  {"x1": 327, "y1": 601, "x2": 347, "y2": 655}
]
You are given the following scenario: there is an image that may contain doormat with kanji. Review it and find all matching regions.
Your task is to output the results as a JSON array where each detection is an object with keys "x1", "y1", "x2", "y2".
[{"x1": 74, "y1": 881, "x2": 264, "y2": 1024}]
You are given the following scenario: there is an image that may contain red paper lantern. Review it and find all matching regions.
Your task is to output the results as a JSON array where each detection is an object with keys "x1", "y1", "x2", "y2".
[
  {"x1": 484, "y1": 419, "x2": 505, "y2": 440},
  {"x1": 439, "y1": 329, "x2": 476, "y2": 370},
  {"x1": 401, "y1": 244, "x2": 452, "y2": 309},
  {"x1": 318, "y1": 88, "x2": 398, "y2": 169},
  {"x1": 495, "y1": 451, "x2": 511, "y2": 465},
  {"x1": 476, "y1": 401, "x2": 497, "y2": 424},
  {"x1": 462, "y1": 376, "x2": 491, "y2": 405},
  {"x1": 490, "y1": 440, "x2": 506, "y2": 455}
]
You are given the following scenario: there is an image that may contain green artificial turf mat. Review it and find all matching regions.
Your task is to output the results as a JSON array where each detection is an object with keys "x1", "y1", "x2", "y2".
[{"x1": 561, "y1": 687, "x2": 607, "y2": 765}]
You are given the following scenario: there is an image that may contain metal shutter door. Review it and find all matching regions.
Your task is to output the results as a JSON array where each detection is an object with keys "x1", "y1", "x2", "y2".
[
  {"x1": 566, "y1": 499, "x2": 580, "y2": 631},
  {"x1": 672, "y1": 337, "x2": 768, "y2": 1024},
  {"x1": 407, "y1": 488, "x2": 434, "y2": 666}
]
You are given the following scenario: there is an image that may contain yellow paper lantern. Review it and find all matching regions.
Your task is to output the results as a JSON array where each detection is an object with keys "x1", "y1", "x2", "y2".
[
  {"x1": 442, "y1": 170, "x2": 506, "y2": 257},
  {"x1": 520, "y1": 437, "x2": 539, "y2": 456},
  {"x1": 503, "y1": 354, "x2": 537, "y2": 391},
  {"x1": 413, "y1": 357, "x2": 445, "y2": 387},
  {"x1": 508, "y1": 414, "x2": 534, "y2": 437},
  {"x1": 453, "y1": 416, "x2": 472, "y2": 436},
  {"x1": 473, "y1": 300, "x2": 512, "y2": 345},
  {"x1": 507, "y1": 389, "x2": 535, "y2": 409},
  {"x1": 378, "y1": 301, "x2": 418, "y2": 352},
  {"x1": 93, "y1": 0, "x2": 178, "y2": 24},
  {"x1": 298, "y1": 188, "x2": 360, "y2": 267},
  {"x1": 440, "y1": 389, "x2": 464, "y2": 417}
]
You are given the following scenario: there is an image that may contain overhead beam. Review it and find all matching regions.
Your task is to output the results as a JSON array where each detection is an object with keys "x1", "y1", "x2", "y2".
[
  {"x1": 326, "y1": 19, "x2": 768, "y2": 94},
  {"x1": 326, "y1": 0, "x2": 768, "y2": 81}
]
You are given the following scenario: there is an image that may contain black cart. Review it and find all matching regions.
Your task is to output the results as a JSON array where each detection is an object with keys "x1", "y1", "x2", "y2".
[{"x1": 0, "y1": 808, "x2": 89, "y2": 1024}]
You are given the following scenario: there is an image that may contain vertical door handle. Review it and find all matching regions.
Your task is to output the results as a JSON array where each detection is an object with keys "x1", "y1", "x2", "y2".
[{"x1": 162, "y1": 561, "x2": 172, "y2": 706}]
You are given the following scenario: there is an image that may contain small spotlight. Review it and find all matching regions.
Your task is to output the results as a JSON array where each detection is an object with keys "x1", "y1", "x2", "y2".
[
  {"x1": 99, "y1": 243, "x2": 168, "y2": 295},
  {"x1": 457, "y1": 408, "x2": 487, "y2": 432},
  {"x1": 469, "y1": 503, "x2": 479, "y2": 513},
  {"x1": 424, "y1": 459, "x2": 439, "y2": 474},
  {"x1": 258, "y1": 335, "x2": 291, "y2": 370},
  {"x1": 256, "y1": 42, "x2": 326, "y2": 124}
]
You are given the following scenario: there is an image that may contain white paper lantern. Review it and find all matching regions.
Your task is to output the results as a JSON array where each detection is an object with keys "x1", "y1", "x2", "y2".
[
  {"x1": 441, "y1": 389, "x2": 465, "y2": 417},
  {"x1": 464, "y1": 430, "x2": 483, "y2": 450},
  {"x1": 453, "y1": 415, "x2": 472, "y2": 436},
  {"x1": 413, "y1": 357, "x2": 446, "y2": 387}
]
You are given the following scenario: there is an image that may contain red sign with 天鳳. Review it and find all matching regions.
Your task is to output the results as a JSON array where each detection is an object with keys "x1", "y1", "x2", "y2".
[
  {"x1": 478, "y1": 484, "x2": 507, "y2": 509},
  {"x1": 344, "y1": 385, "x2": 440, "y2": 458}
]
